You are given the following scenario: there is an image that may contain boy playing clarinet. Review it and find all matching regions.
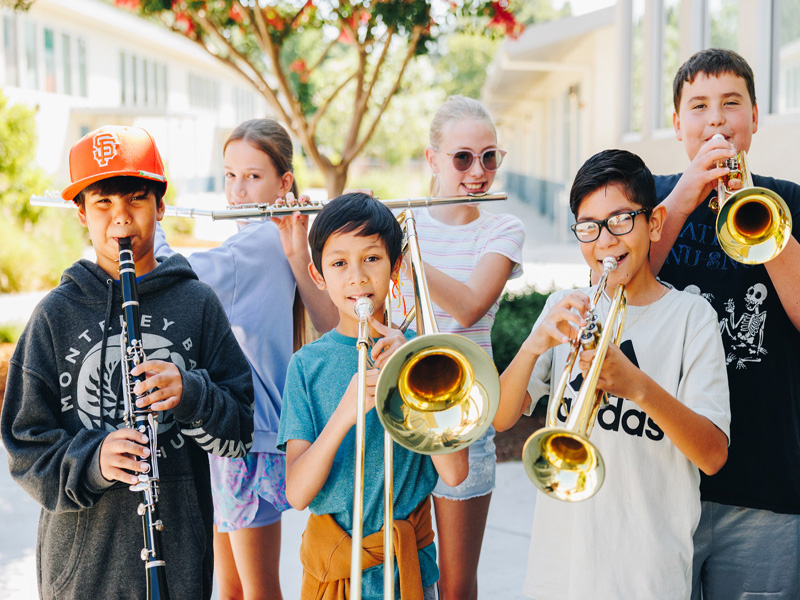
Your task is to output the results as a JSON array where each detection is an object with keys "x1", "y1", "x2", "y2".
[{"x1": 1, "y1": 125, "x2": 254, "y2": 600}]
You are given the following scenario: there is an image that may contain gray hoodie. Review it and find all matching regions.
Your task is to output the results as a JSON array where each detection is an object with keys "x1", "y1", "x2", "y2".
[{"x1": 1, "y1": 255, "x2": 254, "y2": 599}]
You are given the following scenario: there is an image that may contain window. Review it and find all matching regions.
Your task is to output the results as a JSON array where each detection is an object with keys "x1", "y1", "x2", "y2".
[
  {"x1": 25, "y1": 21, "x2": 37, "y2": 89},
  {"x1": 628, "y1": 0, "x2": 646, "y2": 133},
  {"x1": 120, "y1": 51, "x2": 127, "y2": 104},
  {"x1": 143, "y1": 59, "x2": 149, "y2": 105},
  {"x1": 661, "y1": 0, "x2": 681, "y2": 128},
  {"x1": 776, "y1": 0, "x2": 800, "y2": 113},
  {"x1": 131, "y1": 55, "x2": 138, "y2": 104},
  {"x1": 188, "y1": 73, "x2": 221, "y2": 109},
  {"x1": 77, "y1": 37, "x2": 86, "y2": 96},
  {"x1": 707, "y1": 0, "x2": 739, "y2": 50},
  {"x1": 44, "y1": 28, "x2": 55, "y2": 92},
  {"x1": 3, "y1": 15, "x2": 18, "y2": 86},
  {"x1": 62, "y1": 33, "x2": 72, "y2": 95}
]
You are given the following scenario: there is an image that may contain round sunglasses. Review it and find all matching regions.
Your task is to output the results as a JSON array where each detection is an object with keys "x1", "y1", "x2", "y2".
[{"x1": 443, "y1": 148, "x2": 507, "y2": 172}]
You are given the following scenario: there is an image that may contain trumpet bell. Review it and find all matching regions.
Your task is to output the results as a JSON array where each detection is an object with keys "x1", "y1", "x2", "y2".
[
  {"x1": 376, "y1": 333, "x2": 500, "y2": 455},
  {"x1": 522, "y1": 427, "x2": 605, "y2": 502},
  {"x1": 717, "y1": 187, "x2": 792, "y2": 265}
]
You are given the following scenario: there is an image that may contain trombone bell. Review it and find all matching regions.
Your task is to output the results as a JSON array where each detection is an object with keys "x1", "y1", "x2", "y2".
[{"x1": 376, "y1": 333, "x2": 499, "y2": 455}]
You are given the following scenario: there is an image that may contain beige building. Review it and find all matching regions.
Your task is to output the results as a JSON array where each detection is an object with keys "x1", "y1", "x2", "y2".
[
  {"x1": 485, "y1": 0, "x2": 800, "y2": 236},
  {"x1": 1, "y1": 0, "x2": 268, "y2": 194}
]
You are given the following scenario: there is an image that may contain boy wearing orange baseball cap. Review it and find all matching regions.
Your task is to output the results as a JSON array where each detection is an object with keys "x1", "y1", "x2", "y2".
[{"x1": 1, "y1": 125, "x2": 254, "y2": 600}]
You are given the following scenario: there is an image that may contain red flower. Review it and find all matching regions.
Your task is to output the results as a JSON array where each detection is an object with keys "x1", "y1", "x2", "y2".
[
  {"x1": 175, "y1": 11, "x2": 196, "y2": 36},
  {"x1": 228, "y1": 5, "x2": 244, "y2": 24},
  {"x1": 113, "y1": 0, "x2": 141, "y2": 9},
  {"x1": 488, "y1": 0, "x2": 524, "y2": 39}
]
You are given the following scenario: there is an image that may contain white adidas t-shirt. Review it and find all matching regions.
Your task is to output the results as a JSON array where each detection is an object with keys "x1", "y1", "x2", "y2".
[
  {"x1": 523, "y1": 286, "x2": 731, "y2": 600},
  {"x1": 395, "y1": 207, "x2": 524, "y2": 357}
]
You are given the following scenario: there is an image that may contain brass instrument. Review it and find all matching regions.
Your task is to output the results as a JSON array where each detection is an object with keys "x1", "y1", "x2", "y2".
[
  {"x1": 710, "y1": 134, "x2": 792, "y2": 264},
  {"x1": 522, "y1": 257, "x2": 626, "y2": 502},
  {"x1": 375, "y1": 209, "x2": 500, "y2": 456},
  {"x1": 349, "y1": 208, "x2": 501, "y2": 598},
  {"x1": 30, "y1": 191, "x2": 507, "y2": 219}
]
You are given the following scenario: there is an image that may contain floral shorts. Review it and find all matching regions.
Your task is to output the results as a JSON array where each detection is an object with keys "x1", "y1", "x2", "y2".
[
  {"x1": 432, "y1": 426, "x2": 496, "y2": 500},
  {"x1": 209, "y1": 451, "x2": 292, "y2": 533}
]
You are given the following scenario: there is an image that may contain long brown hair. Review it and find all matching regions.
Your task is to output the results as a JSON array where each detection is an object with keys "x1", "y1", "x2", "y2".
[{"x1": 225, "y1": 119, "x2": 307, "y2": 349}]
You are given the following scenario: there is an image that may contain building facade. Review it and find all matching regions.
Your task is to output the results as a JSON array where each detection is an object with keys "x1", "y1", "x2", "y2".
[
  {"x1": 485, "y1": 0, "x2": 800, "y2": 236},
  {"x1": 1, "y1": 0, "x2": 268, "y2": 195}
]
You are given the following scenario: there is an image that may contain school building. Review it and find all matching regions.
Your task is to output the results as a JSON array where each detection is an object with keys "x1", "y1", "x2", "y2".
[
  {"x1": 0, "y1": 0, "x2": 269, "y2": 195},
  {"x1": 485, "y1": 0, "x2": 800, "y2": 239}
]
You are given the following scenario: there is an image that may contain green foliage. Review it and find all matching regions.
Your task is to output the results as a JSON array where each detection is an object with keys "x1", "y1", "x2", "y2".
[
  {"x1": 0, "y1": 322, "x2": 24, "y2": 344},
  {"x1": 434, "y1": 33, "x2": 499, "y2": 99},
  {"x1": 0, "y1": 89, "x2": 86, "y2": 292},
  {"x1": 491, "y1": 288, "x2": 550, "y2": 374},
  {"x1": 0, "y1": 93, "x2": 50, "y2": 223},
  {"x1": 0, "y1": 210, "x2": 86, "y2": 292}
]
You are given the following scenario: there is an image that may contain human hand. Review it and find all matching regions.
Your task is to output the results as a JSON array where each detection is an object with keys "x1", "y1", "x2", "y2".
[
  {"x1": 99, "y1": 428, "x2": 151, "y2": 485},
  {"x1": 271, "y1": 192, "x2": 311, "y2": 260},
  {"x1": 578, "y1": 343, "x2": 643, "y2": 403},
  {"x1": 673, "y1": 135, "x2": 737, "y2": 216},
  {"x1": 369, "y1": 317, "x2": 408, "y2": 369},
  {"x1": 130, "y1": 360, "x2": 182, "y2": 412},
  {"x1": 337, "y1": 369, "x2": 379, "y2": 429},
  {"x1": 520, "y1": 291, "x2": 590, "y2": 357}
]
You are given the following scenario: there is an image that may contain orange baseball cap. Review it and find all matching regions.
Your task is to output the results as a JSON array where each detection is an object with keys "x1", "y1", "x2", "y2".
[{"x1": 62, "y1": 125, "x2": 168, "y2": 201}]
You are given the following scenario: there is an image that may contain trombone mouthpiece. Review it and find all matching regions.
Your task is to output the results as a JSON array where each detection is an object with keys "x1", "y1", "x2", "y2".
[
  {"x1": 602, "y1": 257, "x2": 618, "y2": 272},
  {"x1": 353, "y1": 297, "x2": 374, "y2": 320},
  {"x1": 711, "y1": 133, "x2": 726, "y2": 142}
]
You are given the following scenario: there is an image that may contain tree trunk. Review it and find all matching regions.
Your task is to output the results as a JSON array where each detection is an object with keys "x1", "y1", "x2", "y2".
[{"x1": 323, "y1": 166, "x2": 349, "y2": 199}]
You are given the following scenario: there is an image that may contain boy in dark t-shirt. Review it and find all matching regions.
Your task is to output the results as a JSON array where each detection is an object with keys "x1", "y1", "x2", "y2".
[{"x1": 652, "y1": 48, "x2": 800, "y2": 599}]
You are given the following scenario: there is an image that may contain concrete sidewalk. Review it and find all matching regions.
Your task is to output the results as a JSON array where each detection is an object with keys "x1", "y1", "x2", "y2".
[{"x1": 0, "y1": 441, "x2": 536, "y2": 599}]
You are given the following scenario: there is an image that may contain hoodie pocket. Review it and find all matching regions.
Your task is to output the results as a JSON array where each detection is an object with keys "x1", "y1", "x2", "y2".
[{"x1": 39, "y1": 507, "x2": 90, "y2": 597}]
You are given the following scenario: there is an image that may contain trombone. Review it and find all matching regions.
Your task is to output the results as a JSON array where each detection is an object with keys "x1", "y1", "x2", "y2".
[
  {"x1": 30, "y1": 191, "x2": 507, "y2": 219},
  {"x1": 350, "y1": 208, "x2": 501, "y2": 599},
  {"x1": 522, "y1": 257, "x2": 626, "y2": 502},
  {"x1": 710, "y1": 134, "x2": 792, "y2": 264}
]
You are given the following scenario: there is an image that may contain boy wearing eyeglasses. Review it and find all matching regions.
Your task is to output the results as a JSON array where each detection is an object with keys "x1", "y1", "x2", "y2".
[{"x1": 494, "y1": 149, "x2": 730, "y2": 600}]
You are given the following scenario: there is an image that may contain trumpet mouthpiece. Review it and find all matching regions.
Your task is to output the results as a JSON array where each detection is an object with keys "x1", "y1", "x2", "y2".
[
  {"x1": 353, "y1": 297, "x2": 374, "y2": 320},
  {"x1": 711, "y1": 133, "x2": 726, "y2": 142},
  {"x1": 602, "y1": 257, "x2": 618, "y2": 272}
]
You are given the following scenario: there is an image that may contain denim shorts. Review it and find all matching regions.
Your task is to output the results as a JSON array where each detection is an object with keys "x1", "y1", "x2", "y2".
[{"x1": 432, "y1": 426, "x2": 496, "y2": 500}]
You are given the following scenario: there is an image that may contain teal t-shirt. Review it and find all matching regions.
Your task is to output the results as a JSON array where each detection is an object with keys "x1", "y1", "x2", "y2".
[{"x1": 278, "y1": 329, "x2": 439, "y2": 598}]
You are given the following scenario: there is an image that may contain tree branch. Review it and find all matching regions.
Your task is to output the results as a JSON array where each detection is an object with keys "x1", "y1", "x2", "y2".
[
  {"x1": 308, "y1": 70, "x2": 358, "y2": 139},
  {"x1": 346, "y1": 25, "x2": 423, "y2": 162}
]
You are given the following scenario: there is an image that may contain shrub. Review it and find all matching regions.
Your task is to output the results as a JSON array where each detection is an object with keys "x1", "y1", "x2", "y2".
[{"x1": 491, "y1": 288, "x2": 550, "y2": 374}]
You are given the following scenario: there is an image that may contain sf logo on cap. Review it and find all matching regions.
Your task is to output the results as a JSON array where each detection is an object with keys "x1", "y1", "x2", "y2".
[{"x1": 92, "y1": 132, "x2": 119, "y2": 167}]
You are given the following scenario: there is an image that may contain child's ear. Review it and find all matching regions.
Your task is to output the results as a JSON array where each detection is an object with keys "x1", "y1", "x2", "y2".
[
  {"x1": 425, "y1": 147, "x2": 438, "y2": 173},
  {"x1": 280, "y1": 172, "x2": 294, "y2": 197},
  {"x1": 390, "y1": 256, "x2": 403, "y2": 282},
  {"x1": 751, "y1": 101, "x2": 759, "y2": 134},
  {"x1": 648, "y1": 205, "x2": 667, "y2": 242},
  {"x1": 308, "y1": 261, "x2": 327, "y2": 290},
  {"x1": 77, "y1": 204, "x2": 88, "y2": 228},
  {"x1": 672, "y1": 111, "x2": 683, "y2": 142},
  {"x1": 156, "y1": 198, "x2": 166, "y2": 221}
]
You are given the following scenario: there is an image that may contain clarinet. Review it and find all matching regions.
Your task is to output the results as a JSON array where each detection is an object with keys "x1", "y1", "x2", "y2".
[{"x1": 118, "y1": 237, "x2": 171, "y2": 600}]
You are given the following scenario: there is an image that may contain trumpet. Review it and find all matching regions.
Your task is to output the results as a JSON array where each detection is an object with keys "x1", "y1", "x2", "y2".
[
  {"x1": 522, "y1": 256, "x2": 626, "y2": 502},
  {"x1": 30, "y1": 191, "x2": 507, "y2": 219},
  {"x1": 710, "y1": 133, "x2": 792, "y2": 264}
]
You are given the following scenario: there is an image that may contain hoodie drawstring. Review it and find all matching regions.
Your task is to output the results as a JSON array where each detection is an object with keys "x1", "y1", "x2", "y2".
[{"x1": 99, "y1": 279, "x2": 114, "y2": 428}]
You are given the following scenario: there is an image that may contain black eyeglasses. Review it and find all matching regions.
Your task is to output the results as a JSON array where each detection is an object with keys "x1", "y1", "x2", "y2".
[
  {"x1": 443, "y1": 148, "x2": 507, "y2": 172},
  {"x1": 570, "y1": 208, "x2": 650, "y2": 243}
]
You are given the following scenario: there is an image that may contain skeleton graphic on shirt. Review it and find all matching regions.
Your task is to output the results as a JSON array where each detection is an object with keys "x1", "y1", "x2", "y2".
[
  {"x1": 675, "y1": 282, "x2": 768, "y2": 370},
  {"x1": 719, "y1": 283, "x2": 768, "y2": 369}
]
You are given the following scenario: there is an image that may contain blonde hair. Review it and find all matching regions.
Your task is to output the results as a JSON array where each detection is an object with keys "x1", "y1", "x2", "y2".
[{"x1": 428, "y1": 96, "x2": 497, "y2": 195}]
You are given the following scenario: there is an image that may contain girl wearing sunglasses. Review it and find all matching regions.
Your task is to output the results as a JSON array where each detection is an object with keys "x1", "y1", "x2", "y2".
[{"x1": 398, "y1": 95, "x2": 525, "y2": 600}]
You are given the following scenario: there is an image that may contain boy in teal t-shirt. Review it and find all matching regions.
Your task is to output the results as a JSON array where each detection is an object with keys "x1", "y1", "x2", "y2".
[{"x1": 277, "y1": 193, "x2": 468, "y2": 599}]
